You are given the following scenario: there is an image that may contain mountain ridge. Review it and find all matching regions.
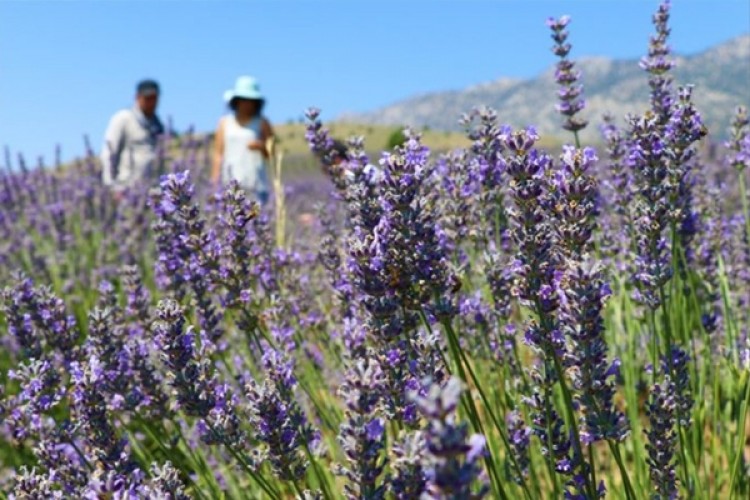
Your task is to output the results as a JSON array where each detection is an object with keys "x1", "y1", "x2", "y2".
[{"x1": 341, "y1": 35, "x2": 750, "y2": 139}]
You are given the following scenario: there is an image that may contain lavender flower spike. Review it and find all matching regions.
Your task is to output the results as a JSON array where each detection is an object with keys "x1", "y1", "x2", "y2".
[
  {"x1": 645, "y1": 376, "x2": 680, "y2": 499},
  {"x1": 627, "y1": 112, "x2": 673, "y2": 310},
  {"x1": 506, "y1": 410, "x2": 532, "y2": 484},
  {"x1": 661, "y1": 347, "x2": 693, "y2": 427},
  {"x1": 640, "y1": 0, "x2": 675, "y2": 124},
  {"x1": 726, "y1": 106, "x2": 750, "y2": 172},
  {"x1": 547, "y1": 15, "x2": 588, "y2": 136},
  {"x1": 70, "y1": 356, "x2": 138, "y2": 474},
  {"x1": 562, "y1": 266, "x2": 629, "y2": 444},
  {"x1": 245, "y1": 346, "x2": 317, "y2": 482},
  {"x1": 553, "y1": 145, "x2": 599, "y2": 257},
  {"x1": 143, "y1": 461, "x2": 191, "y2": 500},
  {"x1": 336, "y1": 357, "x2": 388, "y2": 500},
  {"x1": 390, "y1": 431, "x2": 427, "y2": 499},
  {"x1": 304, "y1": 107, "x2": 349, "y2": 192},
  {"x1": 153, "y1": 299, "x2": 245, "y2": 448},
  {"x1": 413, "y1": 377, "x2": 489, "y2": 499}
]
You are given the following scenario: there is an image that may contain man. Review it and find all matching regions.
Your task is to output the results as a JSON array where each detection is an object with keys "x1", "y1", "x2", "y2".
[{"x1": 101, "y1": 79, "x2": 165, "y2": 192}]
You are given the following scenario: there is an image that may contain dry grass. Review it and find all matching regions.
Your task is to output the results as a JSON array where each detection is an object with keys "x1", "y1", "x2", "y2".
[{"x1": 271, "y1": 121, "x2": 563, "y2": 156}]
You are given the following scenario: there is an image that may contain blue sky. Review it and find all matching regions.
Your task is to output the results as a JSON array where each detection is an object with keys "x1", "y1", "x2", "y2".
[{"x1": 1, "y1": 0, "x2": 748, "y2": 163}]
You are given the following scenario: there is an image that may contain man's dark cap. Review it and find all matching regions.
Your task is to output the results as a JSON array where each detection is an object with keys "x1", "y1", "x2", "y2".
[{"x1": 136, "y1": 79, "x2": 160, "y2": 96}]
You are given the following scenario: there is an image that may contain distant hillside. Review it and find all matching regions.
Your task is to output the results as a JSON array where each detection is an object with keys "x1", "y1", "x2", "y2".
[
  {"x1": 341, "y1": 35, "x2": 750, "y2": 140},
  {"x1": 270, "y1": 122, "x2": 562, "y2": 156},
  {"x1": 269, "y1": 123, "x2": 561, "y2": 177},
  {"x1": 271, "y1": 123, "x2": 470, "y2": 156}
]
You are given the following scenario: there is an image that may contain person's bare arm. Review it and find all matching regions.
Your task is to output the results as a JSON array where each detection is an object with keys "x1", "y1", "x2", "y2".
[
  {"x1": 261, "y1": 118, "x2": 274, "y2": 158},
  {"x1": 211, "y1": 118, "x2": 225, "y2": 185},
  {"x1": 101, "y1": 112, "x2": 126, "y2": 186},
  {"x1": 248, "y1": 118, "x2": 275, "y2": 158},
  {"x1": 261, "y1": 118, "x2": 274, "y2": 141}
]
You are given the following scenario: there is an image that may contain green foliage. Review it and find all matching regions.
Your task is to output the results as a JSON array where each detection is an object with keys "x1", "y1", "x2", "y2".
[{"x1": 386, "y1": 128, "x2": 407, "y2": 149}]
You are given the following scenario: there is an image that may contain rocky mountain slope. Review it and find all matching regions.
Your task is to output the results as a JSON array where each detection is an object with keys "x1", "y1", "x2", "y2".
[{"x1": 342, "y1": 35, "x2": 749, "y2": 139}]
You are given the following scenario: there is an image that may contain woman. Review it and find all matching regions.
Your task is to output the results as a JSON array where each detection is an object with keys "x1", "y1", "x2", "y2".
[{"x1": 212, "y1": 76, "x2": 274, "y2": 205}]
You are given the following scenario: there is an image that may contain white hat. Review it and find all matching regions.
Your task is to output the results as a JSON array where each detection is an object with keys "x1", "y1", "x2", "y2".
[{"x1": 224, "y1": 76, "x2": 264, "y2": 102}]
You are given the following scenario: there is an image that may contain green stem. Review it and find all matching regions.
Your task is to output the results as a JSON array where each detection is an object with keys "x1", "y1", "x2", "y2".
[
  {"x1": 127, "y1": 423, "x2": 209, "y2": 500},
  {"x1": 68, "y1": 438, "x2": 94, "y2": 472},
  {"x1": 289, "y1": 474, "x2": 306, "y2": 500},
  {"x1": 658, "y1": 285, "x2": 674, "y2": 372},
  {"x1": 676, "y1": 427, "x2": 695, "y2": 498},
  {"x1": 718, "y1": 256, "x2": 739, "y2": 366},
  {"x1": 441, "y1": 317, "x2": 510, "y2": 500},
  {"x1": 302, "y1": 434, "x2": 335, "y2": 500},
  {"x1": 738, "y1": 171, "x2": 750, "y2": 338},
  {"x1": 729, "y1": 375, "x2": 750, "y2": 498},
  {"x1": 174, "y1": 424, "x2": 224, "y2": 499},
  {"x1": 650, "y1": 312, "x2": 661, "y2": 385},
  {"x1": 542, "y1": 381, "x2": 563, "y2": 499},
  {"x1": 738, "y1": 172, "x2": 750, "y2": 257},
  {"x1": 297, "y1": 374, "x2": 338, "y2": 432},
  {"x1": 550, "y1": 351, "x2": 598, "y2": 500},
  {"x1": 609, "y1": 441, "x2": 637, "y2": 500},
  {"x1": 201, "y1": 420, "x2": 280, "y2": 500},
  {"x1": 224, "y1": 440, "x2": 281, "y2": 500},
  {"x1": 711, "y1": 369, "x2": 721, "y2": 500},
  {"x1": 440, "y1": 315, "x2": 535, "y2": 500}
]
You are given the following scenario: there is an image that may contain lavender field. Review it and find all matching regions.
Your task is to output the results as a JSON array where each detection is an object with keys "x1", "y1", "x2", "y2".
[{"x1": 1, "y1": 2, "x2": 749, "y2": 499}]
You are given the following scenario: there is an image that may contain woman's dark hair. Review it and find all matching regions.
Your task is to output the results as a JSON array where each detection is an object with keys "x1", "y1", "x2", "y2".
[{"x1": 229, "y1": 97, "x2": 265, "y2": 116}]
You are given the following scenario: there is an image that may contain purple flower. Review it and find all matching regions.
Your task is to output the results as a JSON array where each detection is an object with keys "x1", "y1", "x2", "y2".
[
  {"x1": 726, "y1": 106, "x2": 749, "y2": 172},
  {"x1": 640, "y1": 1, "x2": 675, "y2": 124},
  {"x1": 347, "y1": 130, "x2": 457, "y2": 349},
  {"x1": 69, "y1": 356, "x2": 138, "y2": 475},
  {"x1": 548, "y1": 15, "x2": 588, "y2": 135},
  {"x1": 505, "y1": 127, "x2": 567, "y2": 359},
  {"x1": 660, "y1": 347, "x2": 693, "y2": 427},
  {"x1": 485, "y1": 246, "x2": 515, "y2": 321},
  {"x1": 81, "y1": 469, "x2": 145, "y2": 499},
  {"x1": 645, "y1": 376, "x2": 680, "y2": 499},
  {"x1": 390, "y1": 431, "x2": 427, "y2": 499},
  {"x1": 85, "y1": 302, "x2": 148, "y2": 412},
  {"x1": 413, "y1": 377, "x2": 489, "y2": 499},
  {"x1": 664, "y1": 86, "x2": 707, "y2": 262},
  {"x1": 153, "y1": 299, "x2": 245, "y2": 448},
  {"x1": 4, "y1": 359, "x2": 65, "y2": 441},
  {"x1": 305, "y1": 107, "x2": 350, "y2": 193},
  {"x1": 561, "y1": 266, "x2": 629, "y2": 444},
  {"x1": 12, "y1": 467, "x2": 67, "y2": 499},
  {"x1": 213, "y1": 181, "x2": 268, "y2": 332},
  {"x1": 142, "y1": 461, "x2": 191, "y2": 500},
  {"x1": 461, "y1": 107, "x2": 510, "y2": 241},
  {"x1": 335, "y1": 357, "x2": 388, "y2": 498},
  {"x1": 466, "y1": 434, "x2": 486, "y2": 463},
  {"x1": 1, "y1": 273, "x2": 81, "y2": 363},
  {"x1": 627, "y1": 113, "x2": 673, "y2": 309},
  {"x1": 365, "y1": 418, "x2": 385, "y2": 441},
  {"x1": 506, "y1": 410, "x2": 532, "y2": 484},
  {"x1": 524, "y1": 387, "x2": 593, "y2": 498},
  {"x1": 343, "y1": 136, "x2": 382, "y2": 233},
  {"x1": 552, "y1": 145, "x2": 599, "y2": 256},
  {"x1": 245, "y1": 345, "x2": 316, "y2": 482},
  {"x1": 2, "y1": 274, "x2": 44, "y2": 360},
  {"x1": 598, "y1": 113, "x2": 634, "y2": 267},
  {"x1": 152, "y1": 171, "x2": 224, "y2": 342}
]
